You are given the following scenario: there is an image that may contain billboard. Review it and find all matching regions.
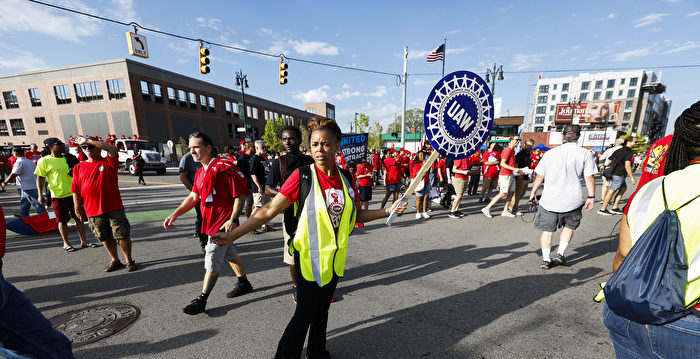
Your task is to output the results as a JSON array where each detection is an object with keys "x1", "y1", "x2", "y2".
[{"x1": 555, "y1": 101, "x2": 621, "y2": 124}]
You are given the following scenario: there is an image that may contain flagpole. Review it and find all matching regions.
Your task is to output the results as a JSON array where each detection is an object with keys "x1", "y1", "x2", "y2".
[
  {"x1": 401, "y1": 46, "x2": 408, "y2": 149},
  {"x1": 442, "y1": 34, "x2": 446, "y2": 77}
]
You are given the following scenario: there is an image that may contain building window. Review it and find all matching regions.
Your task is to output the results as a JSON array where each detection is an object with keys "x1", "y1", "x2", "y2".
[
  {"x1": 9, "y1": 118, "x2": 25, "y2": 136},
  {"x1": 208, "y1": 96, "x2": 215, "y2": 113},
  {"x1": 227, "y1": 124, "x2": 234, "y2": 138},
  {"x1": 551, "y1": 95, "x2": 555, "y2": 101},
  {"x1": 622, "y1": 112, "x2": 632, "y2": 121},
  {"x1": 225, "y1": 101, "x2": 232, "y2": 116},
  {"x1": 594, "y1": 80, "x2": 603, "y2": 89},
  {"x1": 621, "y1": 78, "x2": 626, "y2": 85},
  {"x1": 627, "y1": 89, "x2": 636, "y2": 98},
  {"x1": 2, "y1": 91, "x2": 19, "y2": 109},
  {"x1": 537, "y1": 95, "x2": 547, "y2": 104},
  {"x1": 534, "y1": 116, "x2": 545, "y2": 124},
  {"x1": 553, "y1": 84, "x2": 557, "y2": 90},
  {"x1": 327, "y1": 108, "x2": 335, "y2": 119},
  {"x1": 607, "y1": 79, "x2": 615, "y2": 88},
  {"x1": 562, "y1": 83, "x2": 569, "y2": 92},
  {"x1": 534, "y1": 127, "x2": 544, "y2": 132},
  {"x1": 629, "y1": 77, "x2": 638, "y2": 87},
  {"x1": 625, "y1": 100, "x2": 634, "y2": 110},
  {"x1": 593, "y1": 91, "x2": 601, "y2": 100},
  {"x1": 550, "y1": 105, "x2": 555, "y2": 111},
  {"x1": 74, "y1": 81, "x2": 103, "y2": 103},
  {"x1": 252, "y1": 107, "x2": 258, "y2": 119},
  {"x1": 35, "y1": 116, "x2": 46, "y2": 124},
  {"x1": 106, "y1": 78, "x2": 126, "y2": 100},
  {"x1": 200, "y1": 94, "x2": 208, "y2": 111},
  {"x1": 306, "y1": 108, "x2": 316, "y2": 114},
  {"x1": 0, "y1": 120, "x2": 8, "y2": 136},
  {"x1": 539, "y1": 85, "x2": 549, "y2": 93},
  {"x1": 140, "y1": 81, "x2": 149, "y2": 95},
  {"x1": 176, "y1": 90, "x2": 186, "y2": 108},
  {"x1": 605, "y1": 91, "x2": 613, "y2": 100},
  {"x1": 535, "y1": 106, "x2": 546, "y2": 114},
  {"x1": 188, "y1": 92, "x2": 197, "y2": 109},
  {"x1": 28, "y1": 88, "x2": 41, "y2": 107},
  {"x1": 581, "y1": 81, "x2": 590, "y2": 91},
  {"x1": 549, "y1": 115, "x2": 554, "y2": 122},
  {"x1": 38, "y1": 130, "x2": 49, "y2": 135},
  {"x1": 54, "y1": 85, "x2": 72, "y2": 105},
  {"x1": 618, "y1": 90, "x2": 623, "y2": 97},
  {"x1": 153, "y1": 84, "x2": 163, "y2": 103},
  {"x1": 579, "y1": 93, "x2": 588, "y2": 101},
  {"x1": 560, "y1": 94, "x2": 568, "y2": 102},
  {"x1": 246, "y1": 105, "x2": 252, "y2": 118},
  {"x1": 232, "y1": 101, "x2": 239, "y2": 114},
  {"x1": 167, "y1": 87, "x2": 176, "y2": 105}
]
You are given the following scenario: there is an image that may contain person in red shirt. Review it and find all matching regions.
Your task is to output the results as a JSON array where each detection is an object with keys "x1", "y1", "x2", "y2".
[
  {"x1": 356, "y1": 155, "x2": 374, "y2": 210},
  {"x1": 411, "y1": 151, "x2": 431, "y2": 219},
  {"x1": 381, "y1": 150, "x2": 402, "y2": 208},
  {"x1": 530, "y1": 149, "x2": 542, "y2": 170},
  {"x1": 436, "y1": 155, "x2": 447, "y2": 198},
  {"x1": 71, "y1": 136, "x2": 136, "y2": 272},
  {"x1": 164, "y1": 132, "x2": 252, "y2": 315},
  {"x1": 449, "y1": 156, "x2": 474, "y2": 218},
  {"x1": 76, "y1": 147, "x2": 88, "y2": 162},
  {"x1": 482, "y1": 136, "x2": 522, "y2": 218},
  {"x1": 371, "y1": 149, "x2": 382, "y2": 183},
  {"x1": 622, "y1": 133, "x2": 673, "y2": 215},
  {"x1": 480, "y1": 143, "x2": 501, "y2": 202},
  {"x1": 0, "y1": 152, "x2": 9, "y2": 183},
  {"x1": 24, "y1": 144, "x2": 41, "y2": 163},
  {"x1": 467, "y1": 151, "x2": 483, "y2": 196}
]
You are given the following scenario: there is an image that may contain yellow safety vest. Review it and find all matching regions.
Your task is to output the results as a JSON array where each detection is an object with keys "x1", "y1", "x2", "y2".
[{"x1": 291, "y1": 164, "x2": 356, "y2": 287}]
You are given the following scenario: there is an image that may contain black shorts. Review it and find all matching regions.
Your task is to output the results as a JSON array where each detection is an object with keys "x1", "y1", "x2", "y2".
[
  {"x1": 534, "y1": 205, "x2": 583, "y2": 232},
  {"x1": 359, "y1": 186, "x2": 372, "y2": 202}
]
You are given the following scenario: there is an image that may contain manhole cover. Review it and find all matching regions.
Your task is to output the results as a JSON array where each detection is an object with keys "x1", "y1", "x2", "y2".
[{"x1": 51, "y1": 303, "x2": 140, "y2": 346}]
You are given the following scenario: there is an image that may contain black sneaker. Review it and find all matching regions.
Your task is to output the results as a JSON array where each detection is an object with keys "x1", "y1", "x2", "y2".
[
  {"x1": 540, "y1": 260, "x2": 554, "y2": 270},
  {"x1": 448, "y1": 212, "x2": 460, "y2": 219},
  {"x1": 455, "y1": 211, "x2": 465, "y2": 218},
  {"x1": 183, "y1": 297, "x2": 206, "y2": 315},
  {"x1": 597, "y1": 209, "x2": 613, "y2": 216},
  {"x1": 226, "y1": 281, "x2": 253, "y2": 298},
  {"x1": 609, "y1": 208, "x2": 624, "y2": 215},
  {"x1": 551, "y1": 253, "x2": 568, "y2": 266}
]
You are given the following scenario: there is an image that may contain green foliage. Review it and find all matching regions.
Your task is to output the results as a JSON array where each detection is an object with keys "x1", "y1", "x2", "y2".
[
  {"x1": 262, "y1": 119, "x2": 285, "y2": 154},
  {"x1": 369, "y1": 121, "x2": 384, "y2": 150},
  {"x1": 299, "y1": 124, "x2": 310, "y2": 151},
  {"x1": 620, "y1": 133, "x2": 648, "y2": 153},
  {"x1": 386, "y1": 108, "x2": 424, "y2": 134},
  {"x1": 352, "y1": 113, "x2": 371, "y2": 133},
  {"x1": 175, "y1": 136, "x2": 188, "y2": 157}
]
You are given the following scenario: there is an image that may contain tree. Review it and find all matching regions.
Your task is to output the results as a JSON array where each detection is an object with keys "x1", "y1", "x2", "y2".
[
  {"x1": 368, "y1": 120, "x2": 384, "y2": 150},
  {"x1": 352, "y1": 113, "x2": 371, "y2": 134},
  {"x1": 299, "y1": 124, "x2": 310, "y2": 151},
  {"x1": 387, "y1": 108, "x2": 424, "y2": 134},
  {"x1": 262, "y1": 119, "x2": 285, "y2": 154},
  {"x1": 620, "y1": 133, "x2": 648, "y2": 153}
]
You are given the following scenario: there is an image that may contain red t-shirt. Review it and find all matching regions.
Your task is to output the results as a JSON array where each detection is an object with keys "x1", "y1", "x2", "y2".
[
  {"x1": 483, "y1": 151, "x2": 500, "y2": 178},
  {"x1": 356, "y1": 163, "x2": 373, "y2": 187},
  {"x1": 0, "y1": 155, "x2": 8, "y2": 168},
  {"x1": 453, "y1": 158, "x2": 471, "y2": 180},
  {"x1": 372, "y1": 154, "x2": 381, "y2": 170},
  {"x1": 530, "y1": 152, "x2": 541, "y2": 169},
  {"x1": 623, "y1": 134, "x2": 673, "y2": 215},
  {"x1": 25, "y1": 151, "x2": 41, "y2": 162},
  {"x1": 71, "y1": 156, "x2": 124, "y2": 217},
  {"x1": 384, "y1": 158, "x2": 402, "y2": 185},
  {"x1": 499, "y1": 147, "x2": 516, "y2": 176},
  {"x1": 279, "y1": 166, "x2": 359, "y2": 230},
  {"x1": 192, "y1": 166, "x2": 250, "y2": 235},
  {"x1": 410, "y1": 162, "x2": 429, "y2": 184},
  {"x1": 436, "y1": 159, "x2": 446, "y2": 180},
  {"x1": 468, "y1": 155, "x2": 482, "y2": 172},
  {"x1": 77, "y1": 152, "x2": 88, "y2": 162}
]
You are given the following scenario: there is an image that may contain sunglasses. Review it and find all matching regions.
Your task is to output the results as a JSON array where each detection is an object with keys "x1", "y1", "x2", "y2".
[
  {"x1": 188, "y1": 132, "x2": 201, "y2": 138},
  {"x1": 81, "y1": 145, "x2": 96, "y2": 150}
]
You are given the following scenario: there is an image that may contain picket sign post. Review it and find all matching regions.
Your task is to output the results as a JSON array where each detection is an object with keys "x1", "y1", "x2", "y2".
[{"x1": 385, "y1": 150, "x2": 440, "y2": 226}]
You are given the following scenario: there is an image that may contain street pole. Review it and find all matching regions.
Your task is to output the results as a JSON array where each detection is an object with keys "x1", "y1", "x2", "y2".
[
  {"x1": 236, "y1": 70, "x2": 250, "y2": 140},
  {"x1": 353, "y1": 112, "x2": 358, "y2": 134},
  {"x1": 441, "y1": 35, "x2": 446, "y2": 78},
  {"x1": 401, "y1": 46, "x2": 408, "y2": 149}
]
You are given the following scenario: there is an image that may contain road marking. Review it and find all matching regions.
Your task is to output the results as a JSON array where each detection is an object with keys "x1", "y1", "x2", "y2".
[{"x1": 119, "y1": 179, "x2": 179, "y2": 186}]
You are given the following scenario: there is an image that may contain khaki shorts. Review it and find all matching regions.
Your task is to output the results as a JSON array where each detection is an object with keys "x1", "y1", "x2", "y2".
[
  {"x1": 253, "y1": 193, "x2": 270, "y2": 208},
  {"x1": 282, "y1": 221, "x2": 293, "y2": 265},
  {"x1": 453, "y1": 177, "x2": 467, "y2": 195},
  {"x1": 88, "y1": 209, "x2": 131, "y2": 241},
  {"x1": 498, "y1": 175, "x2": 516, "y2": 194},
  {"x1": 483, "y1": 176, "x2": 497, "y2": 190}
]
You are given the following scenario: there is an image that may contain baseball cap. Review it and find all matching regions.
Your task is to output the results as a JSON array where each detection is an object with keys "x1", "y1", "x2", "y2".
[{"x1": 43, "y1": 137, "x2": 64, "y2": 147}]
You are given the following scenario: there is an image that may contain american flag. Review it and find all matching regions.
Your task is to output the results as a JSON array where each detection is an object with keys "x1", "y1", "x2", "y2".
[{"x1": 426, "y1": 44, "x2": 445, "y2": 62}]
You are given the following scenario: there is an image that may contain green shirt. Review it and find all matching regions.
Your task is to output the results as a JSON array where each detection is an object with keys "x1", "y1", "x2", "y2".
[{"x1": 35, "y1": 156, "x2": 73, "y2": 198}]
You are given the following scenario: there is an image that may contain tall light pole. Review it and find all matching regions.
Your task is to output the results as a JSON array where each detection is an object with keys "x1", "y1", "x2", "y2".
[
  {"x1": 485, "y1": 63, "x2": 504, "y2": 97},
  {"x1": 235, "y1": 70, "x2": 250, "y2": 140},
  {"x1": 352, "y1": 112, "x2": 359, "y2": 133}
]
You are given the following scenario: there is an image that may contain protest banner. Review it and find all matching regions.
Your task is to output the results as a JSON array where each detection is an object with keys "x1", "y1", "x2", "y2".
[{"x1": 339, "y1": 133, "x2": 368, "y2": 166}]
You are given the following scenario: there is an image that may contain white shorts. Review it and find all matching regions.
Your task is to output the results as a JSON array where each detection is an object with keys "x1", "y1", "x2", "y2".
[
  {"x1": 204, "y1": 236, "x2": 239, "y2": 272},
  {"x1": 253, "y1": 193, "x2": 270, "y2": 208},
  {"x1": 498, "y1": 175, "x2": 516, "y2": 194}
]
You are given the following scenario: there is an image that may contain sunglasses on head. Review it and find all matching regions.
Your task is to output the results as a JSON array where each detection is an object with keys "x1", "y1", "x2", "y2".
[
  {"x1": 188, "y1": 132, "x2": 201, "y2": 138},
  {"x1": 81, "y1": 145, "x2": 96, "y2": 150}
]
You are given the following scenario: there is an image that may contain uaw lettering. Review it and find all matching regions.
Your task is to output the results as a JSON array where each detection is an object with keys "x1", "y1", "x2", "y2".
[
  {"x1": 446, "y1": 100, "x2": 474, "y2": 132},
  {"x1": 339, "y1": 133, "x2": 368, "y2": 165}
]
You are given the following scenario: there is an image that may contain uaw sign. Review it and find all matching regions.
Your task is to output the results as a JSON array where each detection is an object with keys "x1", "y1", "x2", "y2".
[
  {"x1": 424, "y1": 70, "x2": 494, "y2": 160},
  {"x1": 339, "y1": 133, "x2": 368, "y2": 166}
]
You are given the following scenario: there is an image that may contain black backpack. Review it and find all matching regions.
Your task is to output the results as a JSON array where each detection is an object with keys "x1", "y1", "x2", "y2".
[{"x1": 604, "y1": 179, "x2": 700, "y2": 324}]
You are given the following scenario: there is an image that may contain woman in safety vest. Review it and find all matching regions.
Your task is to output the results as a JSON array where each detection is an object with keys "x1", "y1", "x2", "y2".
[
  {"x1": 212, "y1": 118, "x2": 407, "y2": 358},
  {"x1": 603, "y1": 100, "x2": 700, "y2": 357}
]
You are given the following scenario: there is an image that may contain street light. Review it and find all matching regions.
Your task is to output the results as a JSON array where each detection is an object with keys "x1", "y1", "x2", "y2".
[
  {"x1": 352, "y1": 112, "x2": 359, "y2": 133},
  {"x1": 235, "y1": 70, "x2": 250, "y2": 140},
  {"x1": 485, "y1": 63, "x2": 504, "y2": 97}
]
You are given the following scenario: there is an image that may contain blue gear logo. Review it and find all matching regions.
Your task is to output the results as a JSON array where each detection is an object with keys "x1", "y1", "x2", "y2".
[{"x1": 424, "y1": 71, "x2": 494, "y2": 160}]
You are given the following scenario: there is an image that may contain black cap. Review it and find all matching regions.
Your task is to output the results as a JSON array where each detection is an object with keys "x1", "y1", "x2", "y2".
[{"x1": 43, "y1": 137, "x2": 63, "y2": 147}]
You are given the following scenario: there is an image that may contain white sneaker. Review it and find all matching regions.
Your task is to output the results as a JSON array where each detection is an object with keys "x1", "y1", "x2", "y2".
[
  {"x1": 501, "y1": 211, "x2": 516, "y2": 218},
  {"x1": 515, "y1": 211, "x2": 523, "y2": 216},
  {"x1": 431, "y1": 198, "x2": 441, "y2": 204},
  {"x1": 421, "y1": 212, "x2": 430, "y2": 219},
  {"x1": 416, "y1": 213, "x2": 422, "y2": 219},
  {"x1": 481, "y1": 208, "x2": 493, "y2": 218}
]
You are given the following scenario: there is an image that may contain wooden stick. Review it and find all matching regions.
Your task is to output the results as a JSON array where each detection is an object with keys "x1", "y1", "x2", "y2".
[{"x1": 386, "y1": 150, "x2": 440, "y2": 226}]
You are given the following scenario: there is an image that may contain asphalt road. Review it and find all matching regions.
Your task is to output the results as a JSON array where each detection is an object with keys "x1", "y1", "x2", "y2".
[{"x1": 1, "y1": 170, "x2": 629, "y2": 358}]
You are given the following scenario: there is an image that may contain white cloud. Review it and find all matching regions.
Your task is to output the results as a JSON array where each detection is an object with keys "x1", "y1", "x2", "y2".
[
  {"x1": 663, "y1": 41, "x2": 700, "y2": 54},
  {"x1": 687, "y1": 11, "x2": 700, "y2": 17},
  {"x1": 0, "y1": 0, "x2": 100, "y2": 42},
  {"x1": 289, "y1": 40, "x2": 339, "y2": 56},
  {"x1": 196, "y1": 17, "x2": 222, "y2": 31},
  {"x1": 407, "y1": 50, "x2": 429, "y2": 60},
  {"x1": 511, "y1": 53, "x2": 544, "y2": 71},
  {"x1": 342, "y1": 83, "x2": 351, "y2": 89},
  {"x1": 634, "y1": 13, "x2": 668, "y2": 28},
  {"x1": 261, "y1": 28, "x2": 274, "y2": 36},
  {"x1": 0, "y1": 43, "x2": 48, "y2": 71},
  {"x1": 611, "y1": 46, "x2": 654, "y2": 61},
  {"x1": 370, "y1": 86, "x2": 387, "y2": 98},
  {"x1": 109, "y1": 0, "x2": 136, "y2": 21},
  {"x1": 606, "y1": 13, "x2": 615, "y2": 20},
  {"x1": 333, "y1": 91, "x2": 361, "y2": 101},
  {"x1": 293, "y1": 85, "x2": 330, "y2": 103}
]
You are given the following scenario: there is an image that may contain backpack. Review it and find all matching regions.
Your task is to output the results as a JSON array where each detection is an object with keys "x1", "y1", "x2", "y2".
[
  {"x1": 604, "y1": 179, "x2": 700, "y2": 324},
  {"x1": 285, "y1": 165, "x2": 353, "y2": 247}
]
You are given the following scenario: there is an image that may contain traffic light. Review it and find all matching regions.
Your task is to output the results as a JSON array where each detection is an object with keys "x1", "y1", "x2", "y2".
[
  {"x1": 199, "y1": 46, "x2": 210, "y2": 74},
  {"x1": 279, "y1": 60, "x2": 288, "y2": 85}
]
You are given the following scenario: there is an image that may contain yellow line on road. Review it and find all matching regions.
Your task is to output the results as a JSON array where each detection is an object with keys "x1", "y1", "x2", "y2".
[{"x1": 118, "y1": 179, "x2": 179, "y2": 185}]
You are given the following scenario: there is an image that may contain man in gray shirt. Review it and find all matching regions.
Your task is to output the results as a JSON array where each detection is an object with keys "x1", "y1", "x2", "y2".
[
  {"x1": 179, "y1": 152, "x2": 204, "y2": 249},
  {"x1": 1, "y1": 148, "x2": 46, "y2": 217}
]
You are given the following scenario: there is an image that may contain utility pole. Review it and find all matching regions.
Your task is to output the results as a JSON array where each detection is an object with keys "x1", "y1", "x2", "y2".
[
  {"x1": 235, "y1": 70, "x2": 250, "y2": 140},
  {"x1": 401, "y1": 46, "x2": 408, "y2": 149}
]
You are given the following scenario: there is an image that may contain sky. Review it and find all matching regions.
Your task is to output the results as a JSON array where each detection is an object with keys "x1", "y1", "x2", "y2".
[{"x1": 1, "y1": 0, "x2": 699, "y2": 135}]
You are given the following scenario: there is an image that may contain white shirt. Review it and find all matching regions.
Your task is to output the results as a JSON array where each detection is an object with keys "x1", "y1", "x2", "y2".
[
  {"x1": 600, "y1": 145, "x2": 621, "y2": 166},
  {"x1": 535, "y1": 142, "x2": 598, "y2": 212},
  {"x1": 11, "y1": 157, "x2": 38, "y2": 190}
]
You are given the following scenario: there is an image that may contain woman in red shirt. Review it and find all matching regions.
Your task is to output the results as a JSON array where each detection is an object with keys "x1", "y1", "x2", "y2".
[
  {"x1": 355, "y1": 155, "x2": 374, "y2": 210},
  {"x1": 381, "y1": 150, "x2": 402, "y2": 208},
  {"x1": 411, "y1": 151, "x2": 431, "y2": 219}
]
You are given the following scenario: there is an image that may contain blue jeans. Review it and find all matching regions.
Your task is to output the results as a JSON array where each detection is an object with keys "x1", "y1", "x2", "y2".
[
  {"x1": 603, "y1": 302, "x2": 700, "y2": 358},
  {"x1": 0, "y1": 269, "x2": 74, "y2": 358},
  {"x1": 18, "y1": 189, "x2": 46, "y2": 217}
]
